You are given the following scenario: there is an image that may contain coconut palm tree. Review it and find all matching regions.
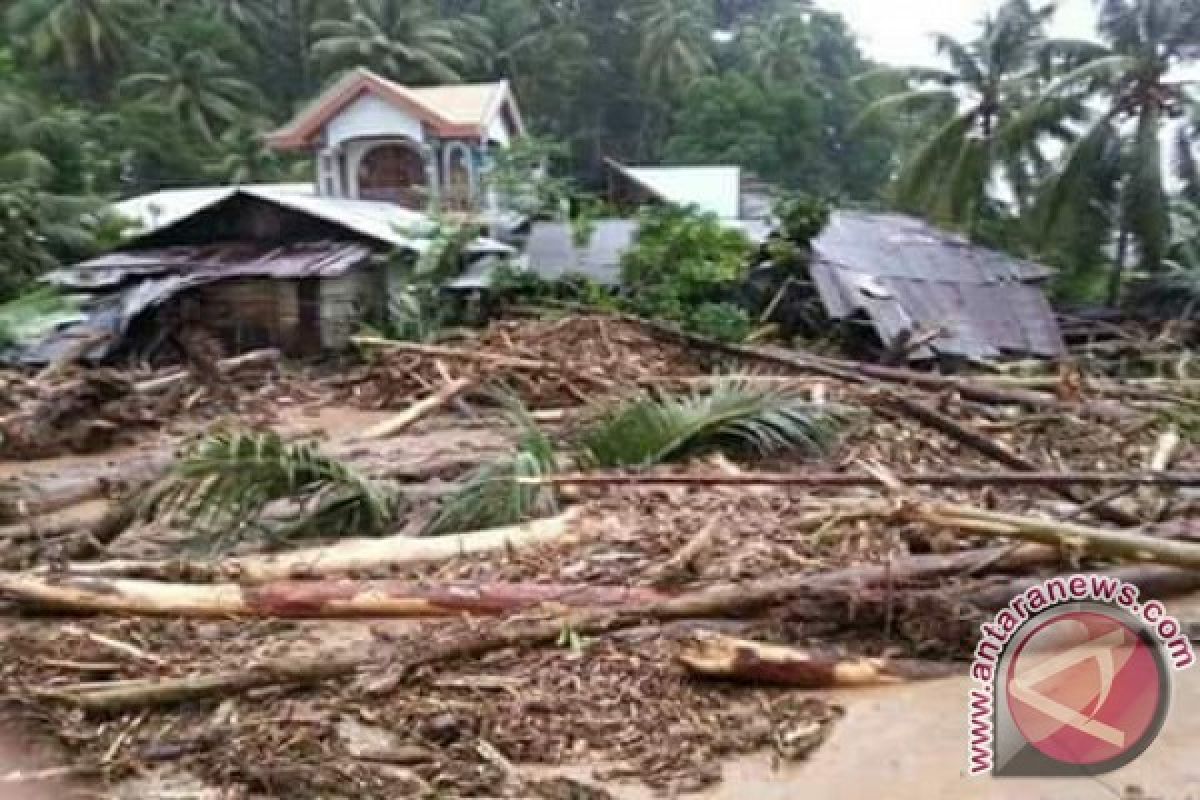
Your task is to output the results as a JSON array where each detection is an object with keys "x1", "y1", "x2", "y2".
[
  {"x1": 740, "y1": 2, "x2": 814, "y2": 88},
  {"x1": 631, "y1": 0, "x2": 716, "y2": 99},
  {"x1": 120, "y1": 44, "x2": 259, "y2": 143},
  {"x1": 311, "y1": 0, "x2": 484, "y2": 84},
  {"x1": 1035, "y1": 0, "x2": 1200, "y2": 304},
  {"x1": 6, "y1": 0, "x2": 137, "y2": 88},
  {"x1": 858, "y1": 0, "x2": 1068, "y2": 233}
]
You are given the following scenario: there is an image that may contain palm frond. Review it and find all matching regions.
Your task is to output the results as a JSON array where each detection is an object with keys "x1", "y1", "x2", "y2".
[
  {"x1": 577, "y1": 381, "x2": 842, "y2": 470},
  {"x1": 424, "y1": 389, "x2": 560, "y2": 537},
  {"x1": 143, "y1": 430, "x2": 399, "y2": 546}
]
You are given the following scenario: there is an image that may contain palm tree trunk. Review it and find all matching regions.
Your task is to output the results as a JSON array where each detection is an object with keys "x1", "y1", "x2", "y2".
[{"x1": 1107, "y1": 222, "x2": 1129, "y2": 308}]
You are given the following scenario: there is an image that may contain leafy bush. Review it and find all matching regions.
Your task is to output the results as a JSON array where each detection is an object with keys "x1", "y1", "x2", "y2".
[
  {"x1": 491, "y1": 264, "x2": 618, "y2": 310},
  {"x1": 620, "y1": 206, "x2": 754, "y2": 338},
  {"x1": 686, "y1": 302, "x2": 752, "y2": 342}
]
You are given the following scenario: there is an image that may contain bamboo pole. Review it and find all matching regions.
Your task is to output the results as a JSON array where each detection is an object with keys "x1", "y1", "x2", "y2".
[
  {"x1": 914, "y1": 502, "x2": 1200, "y2": 569},
  {"x1": 524, "y1": 470, "x2": 1200, "y2": 490}
]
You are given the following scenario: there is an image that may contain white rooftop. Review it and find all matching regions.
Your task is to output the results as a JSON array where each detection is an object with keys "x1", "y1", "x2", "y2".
[{"x1": 615, "y1": 164, "x2": 742, "y2": 218}]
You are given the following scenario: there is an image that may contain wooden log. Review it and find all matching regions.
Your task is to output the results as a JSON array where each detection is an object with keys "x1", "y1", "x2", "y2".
[
  {"x1": 617, "y1": 313, "x2": 1137, "y2": 421},
  {"x1": 677, "y1": 633, "x2": 955, "y2": 688},
  {"x1": 40, "y1": 509, "x2": 581, "y2": 583},
  {"x1": 0, "y1": 574, "x2": 663, "y2": 618},
  {"x1": 967, "y1": 565, "x2": 1200, "y2": 611},
  {"x1": 40, "y1": 543, "x2": 1057, "y2": 711},
  {"x1": 355, "y1": 378, "x2": 473, "y2": 441},
  {"x1": 525, "y1": 470, "x2": 1200, "y2": 490},
  {"x1": 35, "y1": 654, "x2": 368, "y2": 713}
]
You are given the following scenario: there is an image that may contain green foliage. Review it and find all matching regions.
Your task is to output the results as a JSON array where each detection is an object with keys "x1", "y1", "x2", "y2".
[
  {"x1": 776, "y1": 193, "x2": 832, "y2": 247},
  {"x1": 424, "y1": 381, "x2": 847, "y2": 536},
  {"x1": 484, "y1": 136, "x2": 574, "y2": 218},
  {"x1": 312, "y1": 0, "x2": 486, "y2": 84},
  {"x1": 371, "y1": 216, "x2": 485, "y2": 342},
  {"x1": 0, "y1": 287, "x2": 79, "y2": 348},
  {"x1": 491, "y1": 265, "x2": 618, "y2": 310},
  {"x1": 685, "y1": 302, "x2": 752, "y2": 343},
  {"x1": 621, "y1": 206, "x2": 753, "y2": 332},
  {"x1": 576, "y1": 382, "x2": 842, "y2": 470},
  {"x1": 863, "y1": 0, "x2": 1062, "y2": 235},
  {"x1": 144, "y1": 430, "x2": 399, "y2": 547},
  {"x1": 425, "y1": 389, "x2": 560, "y2": 536}
]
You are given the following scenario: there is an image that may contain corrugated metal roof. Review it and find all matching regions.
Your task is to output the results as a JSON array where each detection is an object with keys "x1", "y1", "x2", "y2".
[
  {"x1": 111, "y1": 185, "x2": 514, "y2": 256},
  {"x1": 608, "y1": 162, "x2": 742, "y2": 218},
  {"x1": 810, "y1": 211, "x2": 1064, "y2": 359},
  {"x1": 46, "y1": 241, "x2": 374, "y2": 289}
]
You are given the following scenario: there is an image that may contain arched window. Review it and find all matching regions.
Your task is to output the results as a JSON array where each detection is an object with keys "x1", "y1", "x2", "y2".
[{"x1": 358, "y1": 142, "x2": 427, "y2": 207}]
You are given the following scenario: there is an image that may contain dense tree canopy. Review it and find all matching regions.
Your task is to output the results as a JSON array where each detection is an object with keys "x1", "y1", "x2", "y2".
[{"x1": 1, "y1": 0, "x2": 1198, "y2": 309}]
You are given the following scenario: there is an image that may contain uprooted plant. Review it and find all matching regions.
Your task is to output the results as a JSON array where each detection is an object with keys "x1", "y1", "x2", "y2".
[
  {"x1": 426, "y1": 381, "x2": 845, "y2": 535},
  {"x1": 142, "y1": 430, "x2": 400, "y2": 549}
]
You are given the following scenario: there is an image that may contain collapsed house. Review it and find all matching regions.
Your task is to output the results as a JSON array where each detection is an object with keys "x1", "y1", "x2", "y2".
[
  {"x1": 27, "y1": 186, "x2": 512, "y2": 363},
  {"x1": 524, "y1": 205, "x2": 1066, "y2": 361}
]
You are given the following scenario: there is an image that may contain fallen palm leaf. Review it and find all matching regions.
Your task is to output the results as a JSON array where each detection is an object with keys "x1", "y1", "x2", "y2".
[
  {"x1": 143, "y1": 430, "x2": 399, "y2": 545},
  {"x1": 425, "y1": 389, "x2": 560, "y2": 536},
  {"x1": 577, "y1": 381, "x2": 842, "y2": 469}
]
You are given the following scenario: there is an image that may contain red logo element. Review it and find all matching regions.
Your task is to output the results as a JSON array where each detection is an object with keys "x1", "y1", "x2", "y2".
[{"x1": 1006, "y1": 611, "x2": 1164, "y2": 766}]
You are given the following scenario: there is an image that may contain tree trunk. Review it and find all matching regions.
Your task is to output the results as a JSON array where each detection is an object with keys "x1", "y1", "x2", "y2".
[
  {"x1": 0, "y1": 574, "x2": 663, "y2": 619},
  {"x1": 1107, "y1": 222, "x2": 1130, "y2": 309},
  {"x1": 37, "y1": 509, "x2": 580, "y2": 583}
]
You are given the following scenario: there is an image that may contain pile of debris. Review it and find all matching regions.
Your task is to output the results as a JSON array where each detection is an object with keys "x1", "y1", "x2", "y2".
[
  {"x1": 0, "y1": 350, "x2": 310, "y2": 460},
  {"x1": 0, "y1": 313, "x2": 1197, "y2": 798},
  {"x1": 347, "y1": 316, "x2": 707, "y2": 411}
]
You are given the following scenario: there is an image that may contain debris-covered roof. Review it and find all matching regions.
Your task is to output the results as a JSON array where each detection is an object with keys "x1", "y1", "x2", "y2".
[
  {"x1": 810, "y1": 212, "x2": 1064, "y2": 359},
  {"x1": 45, "y1": 241, "x2": 374, "y2": 291},
  {"x1": 606, "y1": 161, "x2": 742, "y2": 218},
  {"x1": 111, "y1": 185, "x2": 514, "y2": 256},
  {"x1": 27, "y1": 242, "x2": 377, "y2": 363}
]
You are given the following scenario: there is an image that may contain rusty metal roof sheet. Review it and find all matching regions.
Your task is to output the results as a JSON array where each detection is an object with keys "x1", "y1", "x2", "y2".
[
  {"x1": 810, "y1": 212, "x2": 1064, "y2": 359},
  {"x1": 45, "y1": 241, "x2": 374, "y2": 290}
]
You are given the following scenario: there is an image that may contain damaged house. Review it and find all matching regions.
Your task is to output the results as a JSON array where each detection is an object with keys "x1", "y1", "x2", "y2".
[
  {"x1": 24, "y1": 69, "x2": 525, "y2": 363},
  {"x1": 526, "y1": 163, "x2": 1065, "y2": 361}
]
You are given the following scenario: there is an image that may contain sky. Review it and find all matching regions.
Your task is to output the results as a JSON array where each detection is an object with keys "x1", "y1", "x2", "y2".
[{"x1": 819, "y1": 0, "x2": 1101, "y2": 66}]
